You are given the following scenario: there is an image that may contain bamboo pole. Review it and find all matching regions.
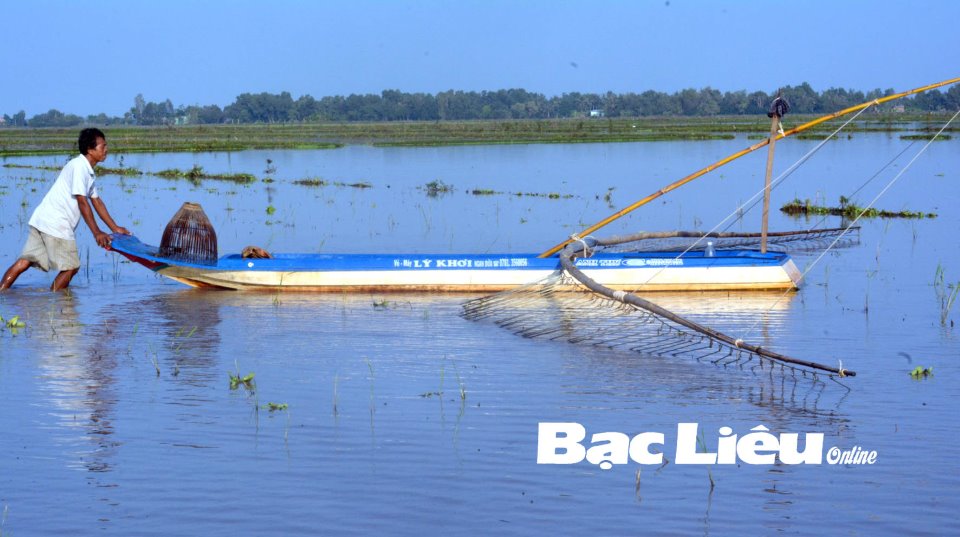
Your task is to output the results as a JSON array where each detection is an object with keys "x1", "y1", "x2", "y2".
[
  {"x1": 539, "y1": 76, "x2": 960, "y2": 258},
  {"x1": 760, "y1": 101, "x2": 781, "y2": 254}
]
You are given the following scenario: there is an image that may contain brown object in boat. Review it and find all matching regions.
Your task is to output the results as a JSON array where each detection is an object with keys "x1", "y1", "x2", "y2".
[{"x1": 241, "y1": 246, "x2": 272, "y2": 259}]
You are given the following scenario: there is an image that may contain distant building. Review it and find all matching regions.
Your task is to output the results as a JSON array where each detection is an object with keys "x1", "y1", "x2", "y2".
[{"x1": 589, "y1": 109, "x2": 605, "y2": 118}]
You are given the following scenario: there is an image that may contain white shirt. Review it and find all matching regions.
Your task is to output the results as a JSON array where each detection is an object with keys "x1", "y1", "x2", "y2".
[{"x1": 28, "y1": 154, "x2": 100, "y2": 240}]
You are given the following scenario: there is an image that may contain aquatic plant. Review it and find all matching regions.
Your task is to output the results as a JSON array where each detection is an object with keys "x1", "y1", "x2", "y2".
[
  {"x1": 172, "y1": 326, "x2": 197, "y2": 354},
  {"x1": 696, "y1": 429, "x2": 715, "y2": 491},
  {"x1": 901, "y1": 134, "x2": 952, "y2": 141},
  {"x1": 934, "y1": 264, "x2": 959, "y2": 327},
  {"x1": 263, "y1": 402, "x2": 288, "y2": 412},
  {"x1": 365, "y1": 358, "x2": 376, "y2": 418},
  {"x1": 603, "y1": 187, "x2": 615, "y2": 208},
  {"x1": 781, "y1": 197, "x2": 937, "y2": 219},
  {"x1": 422, "y1": 180, "x2": 453, "y2": 197},
  {"x1": 229, "y1": 372, "x2": 256, "y2": 390},
  {"x1": 266, "y1": 205, "x2": 276, "y2": 215},
  {"x1": 156, "y1": 165, "x2": 256, "y2": 185},
  {"x1": 293, "y1": 178, "x2": 328, "y2": 187},
  {"x1": 148, "y1": 344, "x2": 160, "y2": 377},
  {"x1": 910, "y1": 366, "x2": 933, "y2": 379},
  {"x1": 372, "y1": 298, "x2": 393, "y2": 309},
  {"x1": 454, "y1": 363, "x2": 466, "y2": 401},
  {"x1": 95, "y1": 165, "x2": 144, "y2": 177},
  {"x1": 332, "y1": 374, "x2": 340, "y2": 417},
  {"x1": 2, "y1": 315, "x2": 25, "y2": 329}
]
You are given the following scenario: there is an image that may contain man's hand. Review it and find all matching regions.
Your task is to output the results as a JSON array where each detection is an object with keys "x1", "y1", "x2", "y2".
[
  {"x1": 112, "y1": 226, "x2": 132, "y2": 235},
  {"x1": 94, "y1": 230, "x2": 112, "y2": 248}
]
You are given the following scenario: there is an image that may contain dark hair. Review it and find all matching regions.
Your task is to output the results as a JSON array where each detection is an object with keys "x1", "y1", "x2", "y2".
[{"x1": 78, "y1": 128, "x2": 106, "y2": 155}]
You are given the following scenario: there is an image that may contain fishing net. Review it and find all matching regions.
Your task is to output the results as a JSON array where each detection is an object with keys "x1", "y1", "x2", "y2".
[
  {"x1": 462, "y1": 228, "x2": 857, "y2": 382},
  {"x1": 593, "y1": 227, "x2": 858, "y2": 253}
]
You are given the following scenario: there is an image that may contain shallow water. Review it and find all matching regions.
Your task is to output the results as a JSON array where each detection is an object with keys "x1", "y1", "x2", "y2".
[{"x1": 1, "y1": 134, "x2": 958, "y2": 535}]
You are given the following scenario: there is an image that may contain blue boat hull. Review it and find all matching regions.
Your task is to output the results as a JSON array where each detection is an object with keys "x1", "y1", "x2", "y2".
[{"x1": 109, "y1": 234, "x2": 802, "y2": 292}]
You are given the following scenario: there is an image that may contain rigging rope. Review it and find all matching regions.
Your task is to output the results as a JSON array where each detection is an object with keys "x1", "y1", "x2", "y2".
[
  {"x1": 616, "y1": 104, "x2": 873, "y2": 290},
  {"x1": 735, "y1": 108, "x2": 960, "y2": 344}
]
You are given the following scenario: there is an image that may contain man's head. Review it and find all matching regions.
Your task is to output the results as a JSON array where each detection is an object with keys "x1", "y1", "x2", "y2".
[
  {"x1": 78, "y1": 128, "x2": 108, "y2": 164},
  {"x1": 78, "y1": 128, "x2": 106, "y2": 155}
]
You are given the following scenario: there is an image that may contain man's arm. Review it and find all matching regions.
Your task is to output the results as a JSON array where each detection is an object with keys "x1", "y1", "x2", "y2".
[
  {"x1": 90, "y1": 197, "x2": 130, "y2": 236},
  {"x1": 75, "y1": 195, "x2": 128, "y2": 248}
]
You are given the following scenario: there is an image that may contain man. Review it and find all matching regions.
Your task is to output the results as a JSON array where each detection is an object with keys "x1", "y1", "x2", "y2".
[{"x1": 1, "y1": 128, "x2": 130, "y2": 291}]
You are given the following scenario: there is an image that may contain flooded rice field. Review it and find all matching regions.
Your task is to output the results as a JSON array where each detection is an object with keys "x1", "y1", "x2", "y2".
[{"x1": 1, "y1": 134, "x2": 958, "y2": 535}]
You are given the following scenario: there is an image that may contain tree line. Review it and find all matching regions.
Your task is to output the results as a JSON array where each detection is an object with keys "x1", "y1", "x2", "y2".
[{"x1": 4, "y1": 83, "x2": 959, "y2": 128}]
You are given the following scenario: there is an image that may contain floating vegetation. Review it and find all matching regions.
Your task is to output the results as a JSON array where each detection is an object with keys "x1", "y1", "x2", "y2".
[
  {"x1": 266, "y1": 205, "x2": 276, "y2": 215},
  {"x1": 910, "y1": 366, "x2": 933, "y2": 379},
  {"x1": 513, "y1": 191, "x2": 574, "y2": 200},
  {"x1": 155, "y1": 165, "x2": 256, "y2": 185},
  {"x1": 229, "y1": 372, "x2": 256, "y2": 390},
  {"x1": 795, "y1": 134, "x2": 836, "y2": 140},
  {"x1": 293, "y1": 178, "x2": 328, "y2": 187},
  {"x1": 96, "y1": 165, "x2": 144, "y2": 177},
  {"x1": 422, "y1": 180, "x2": 453, "y2": 197},
  {"x1": 372, "y1": 298, "x2": 398, "y2": 309},
  {"x1": 602, "y1": 187, "x2": 615, "y2": 207},
  {"x1": 1, "y1": 163, "x2": 60, "y2": 171},
  {"x1": 901, "y1": 134, "x2": 952, "y2": 141},
  {"x1": 1, "y1": 314, "x2": 26, "y2": 335},
  {"x1": 293, "y1": 178, "x2": 370, "y2": 189},
  {"x1": 263, "y1": 402, "x2": 288, "y2": 412},
  {"x1": 781, "y1": 197, "x2": 936, "y2": 219},
  {"x1": 470, "y1": 188, "x2": 498, "y2": 195}
]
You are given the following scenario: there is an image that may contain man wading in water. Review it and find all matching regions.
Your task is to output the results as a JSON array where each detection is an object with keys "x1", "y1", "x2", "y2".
[{"x1": 1, "y1": 128, "x2": 130, "y2": 291}]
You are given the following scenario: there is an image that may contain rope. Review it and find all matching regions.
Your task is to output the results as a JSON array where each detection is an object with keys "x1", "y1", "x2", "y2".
[
  {"x1": 736, "y1": 108, "x2": 960, "y2": 343},
  {"x1": 569, "y1": 233, "x2": 592, "y2": 258},
  {"x1": 635, "y1": 103, "x2": 874, "y2": 287}
]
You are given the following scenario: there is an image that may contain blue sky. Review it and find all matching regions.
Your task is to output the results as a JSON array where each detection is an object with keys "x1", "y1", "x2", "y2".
[{"x1": 3, "y1": 0, "x2": 958, "y2": 117}]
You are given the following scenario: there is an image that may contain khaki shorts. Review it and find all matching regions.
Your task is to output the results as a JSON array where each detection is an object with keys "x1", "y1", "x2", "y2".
[{"x1": 19, "y1": 226, "x2": 81, "y2": 272}]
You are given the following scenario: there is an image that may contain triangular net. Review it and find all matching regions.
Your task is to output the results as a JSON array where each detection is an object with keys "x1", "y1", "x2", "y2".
[{"x1": 462, "y1": 228, "x2": 857, "y2": 383}]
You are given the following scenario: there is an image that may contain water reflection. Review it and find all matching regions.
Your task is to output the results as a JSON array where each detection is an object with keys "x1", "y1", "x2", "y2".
[{"x1": 32, "y1": 292, "x2": 118, "y2": 475}]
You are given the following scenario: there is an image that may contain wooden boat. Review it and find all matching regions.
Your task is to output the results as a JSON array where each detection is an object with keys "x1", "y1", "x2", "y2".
[{"x1": 109, "y1": 233, "x2": 801, "y2": 292}]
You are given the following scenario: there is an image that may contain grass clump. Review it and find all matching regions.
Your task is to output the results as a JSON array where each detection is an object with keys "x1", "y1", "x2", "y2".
[
  {"x1": 229, "y1": 372, "x2": 256, "y2": 390},
  {"x1": 293, "y1": 178, "x2": 329, "y2": 187},
  {"x1": 96, "y1": 165, "x2": 144, "y2": 177},
  {"x1": 155, "y1": 165, "x2": 256, "y2": 185},
  {"x1": 781, "y1": 197, "x2": 936, "y2": 219},
  {"x1": 901, "y1": 134, "x2": 952, "y2": 141},
  {"x1": 422, "y1": 180, "x2": 453, "y2": 197}
]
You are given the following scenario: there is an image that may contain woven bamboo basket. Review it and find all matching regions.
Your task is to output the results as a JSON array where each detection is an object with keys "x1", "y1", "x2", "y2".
[{"x1": 159, "y1": 202, "x2": 218, "y2": 264}]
